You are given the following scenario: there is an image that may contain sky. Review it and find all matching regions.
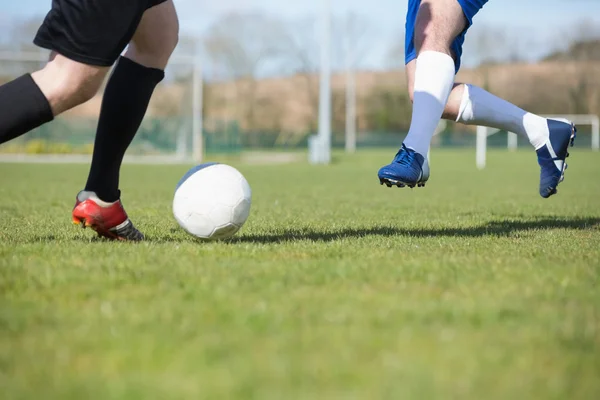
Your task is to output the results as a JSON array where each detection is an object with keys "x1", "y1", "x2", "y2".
[{"x1": 1, "y1": 0, "x2": 600, "y2": 71}]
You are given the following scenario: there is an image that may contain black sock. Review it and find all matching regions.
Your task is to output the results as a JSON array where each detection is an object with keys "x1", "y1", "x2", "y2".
[
  {"x1": 0, "y1": 74, "x2": 54, "y2": 145},
  {"x1": 85, "y1": 56, "x2": 164, "y2": 202}
]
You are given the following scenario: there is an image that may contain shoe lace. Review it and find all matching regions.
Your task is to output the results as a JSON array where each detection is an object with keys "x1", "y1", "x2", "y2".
[{"x1": 394, "y1": 146, "x2": 416, "y2": 167}]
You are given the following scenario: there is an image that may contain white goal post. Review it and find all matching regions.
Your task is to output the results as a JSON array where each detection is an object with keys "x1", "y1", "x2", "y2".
[{"x1": 476, "y1": 114, "x2": 599, "y2": 169}]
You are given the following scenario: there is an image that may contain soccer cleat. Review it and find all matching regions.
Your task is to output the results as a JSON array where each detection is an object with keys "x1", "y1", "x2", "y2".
[
  {"x1": 72, "y1": 191, "x2": 144, "y2": 241},
  {"x1": 536, "y1": 119, "x2": 576, "y2": 198},
  {"x1": 378, "y1": 144, "x2": 430, "y2": 188}
]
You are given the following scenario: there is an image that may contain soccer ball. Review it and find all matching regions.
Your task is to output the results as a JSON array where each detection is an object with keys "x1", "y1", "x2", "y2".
[{"x1": 173, "y1": 163, "x2": 252, "y2": 240}]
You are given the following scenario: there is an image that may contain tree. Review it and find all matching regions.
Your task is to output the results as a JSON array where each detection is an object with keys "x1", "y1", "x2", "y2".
[
  {"x1": 337, "y1": 12, "x2": 373, "y2": 153},
  {"x1": 548, "y1": 19, "x2": 600, "y2": 116},
  {"x1": 278, "y1": 16, "x2": 321, "y2": 133},
  {"x1": 203, "y1": 12, "x2": 288, "y2": 131},
  {"x1": 0, "y1": 18, "x2": 49, "y2": 83},
  {"x1": 385, "y1": 28, "x2": 405, "y2": 70},
  {"x1": 280, "y1": 13, "x2": 373, "y2": 137},
  {"x1": 8, "y1": 17, "x2": 45, "y2": 52}
]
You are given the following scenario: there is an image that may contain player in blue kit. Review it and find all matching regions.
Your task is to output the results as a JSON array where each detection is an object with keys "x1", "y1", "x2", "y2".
[{"x1": 378, "y1": 0, "x2": 575, "y2": 198}]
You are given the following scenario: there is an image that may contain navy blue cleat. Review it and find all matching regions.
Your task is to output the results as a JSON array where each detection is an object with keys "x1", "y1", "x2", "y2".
[
  {"x1": 536, "y1": 119, "x2": 576, "y2": 198},
  {"x1": 378, "y1": 144, "x2": 430, "y2": 188}
]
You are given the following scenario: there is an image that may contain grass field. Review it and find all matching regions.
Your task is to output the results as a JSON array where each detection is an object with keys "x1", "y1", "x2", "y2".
[{"x1": 1, "y1": 149, "x2": 599, "y2": 399}]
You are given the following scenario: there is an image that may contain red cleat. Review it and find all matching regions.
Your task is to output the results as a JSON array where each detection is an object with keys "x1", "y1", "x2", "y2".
[{"x1": 72, "y1": 191, "x2": 144, "y2": 241}]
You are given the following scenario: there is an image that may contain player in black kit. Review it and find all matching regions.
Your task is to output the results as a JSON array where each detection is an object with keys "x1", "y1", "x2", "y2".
[{"x1": 0, "y1": 0, "x2": 179, "y2": 241}]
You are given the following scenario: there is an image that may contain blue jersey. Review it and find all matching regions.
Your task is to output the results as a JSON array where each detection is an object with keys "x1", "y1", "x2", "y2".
[{"x1": 405, "y1": 0, "x2": 489, "y2": 72}]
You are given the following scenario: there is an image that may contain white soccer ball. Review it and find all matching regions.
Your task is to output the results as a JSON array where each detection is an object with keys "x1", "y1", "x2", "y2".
[{"x1": 173, "y1": 163, "x2": 252, "y2": 240}]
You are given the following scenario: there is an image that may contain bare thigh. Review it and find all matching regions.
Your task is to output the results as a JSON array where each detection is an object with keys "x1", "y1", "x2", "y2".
[
  {"x1": 414, "y1": 0, "x2": 467, "y2": 55},
  {"x1": 125, "y1": 0, "x2": 179, "y2": 70}
]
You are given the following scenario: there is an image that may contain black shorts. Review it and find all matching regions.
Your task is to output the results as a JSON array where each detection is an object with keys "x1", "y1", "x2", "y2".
[{"x1": 33, "y1": 0, "x2": 168, "y2": 67}]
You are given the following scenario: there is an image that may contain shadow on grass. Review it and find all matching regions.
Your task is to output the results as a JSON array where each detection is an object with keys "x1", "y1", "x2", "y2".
[
  {"x1": 228, "y1": 217, "x2": 600, "y2": 244},
  {"x1": 15, "y1": 216, "x2": 600, "y2": 244}
]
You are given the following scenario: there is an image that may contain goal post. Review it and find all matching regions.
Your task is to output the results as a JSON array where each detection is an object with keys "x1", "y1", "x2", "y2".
[{"x1": 476, "y1": 114, "x2": 599, "y2": 169}]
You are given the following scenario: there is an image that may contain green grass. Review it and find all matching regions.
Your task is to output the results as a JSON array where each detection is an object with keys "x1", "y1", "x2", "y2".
[{"x1": 1, "y1": 149, "x2": 599, "y2": 400}]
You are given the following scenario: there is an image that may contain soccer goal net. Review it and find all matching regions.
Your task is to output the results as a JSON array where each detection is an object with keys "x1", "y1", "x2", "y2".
[{"x1": 475, "y1": 114, "x2": 599, "y2": 169}]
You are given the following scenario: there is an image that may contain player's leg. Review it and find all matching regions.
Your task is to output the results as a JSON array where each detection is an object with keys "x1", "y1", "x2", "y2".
[
  {"x1": 406, "y1": 57, "x2": 575, "y2": 198},
  {"x1": 402, "y1": 0, "x2": 466, "y2": 155},
  {"x1": 405, "y1": 60, "x2": 569, "y2": 150},
  {"x1": 378, "y1": 0, "x2": 477, "y2": 188},
  {"x1": 452, "y1": 82, "x2": 574, "y2": 198},
  {"x1": 0, "y1": 51, "x2": 108, "y2": 146},
  {"x1": 26, "y1": 0, "x2": 162, "y2": 241},
  {"x1": 83, "y1": 0, "x2": 178, "y2": 203},
  {"x1": 74, "y1": 0, "x2": 179, "y2": 240},
  {"x1": 0, "y1": 0, "x2": 165, "y2": 147}
]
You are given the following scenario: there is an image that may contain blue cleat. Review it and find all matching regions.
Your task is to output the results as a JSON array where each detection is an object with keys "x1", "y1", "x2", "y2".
[
  {"x1": 536, "y1": 119, "x2": 576, "y2": 198},
  {"x1": 378, "y1": 144, "x2": 430, "y2": 188}
]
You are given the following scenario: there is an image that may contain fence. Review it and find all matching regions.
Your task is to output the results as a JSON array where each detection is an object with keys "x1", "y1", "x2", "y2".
[{"x1": 2, "y1": 52, "x2": 600, "y2": 166}]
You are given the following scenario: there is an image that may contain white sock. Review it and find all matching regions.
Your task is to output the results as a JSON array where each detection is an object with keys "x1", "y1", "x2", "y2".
[
  {"x1": 456, "y1": 84, "x2": 549, "y2": 149},
  {"x1": 403, "y1": 51, "x2": 456, "y2": 156}
]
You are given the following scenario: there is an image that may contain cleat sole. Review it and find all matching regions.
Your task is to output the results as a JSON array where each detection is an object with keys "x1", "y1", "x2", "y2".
[
  {"x1": 72, "y1": 217, "x2": 86, "y2": 228},
  {"x1": 72, "y1": 217, "x2": 142, "y2": 241},
  {"x1": 72, "y1": 215, "x2": 117, "y2": 239},
  {"x1": 379, "y1": 177, "x2": 427, "y2": 189}
]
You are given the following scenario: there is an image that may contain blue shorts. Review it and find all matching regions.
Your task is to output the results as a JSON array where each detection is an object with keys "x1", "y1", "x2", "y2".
[{"x1": 405, "y1": 0, "x2": 488, "y2": 72}]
